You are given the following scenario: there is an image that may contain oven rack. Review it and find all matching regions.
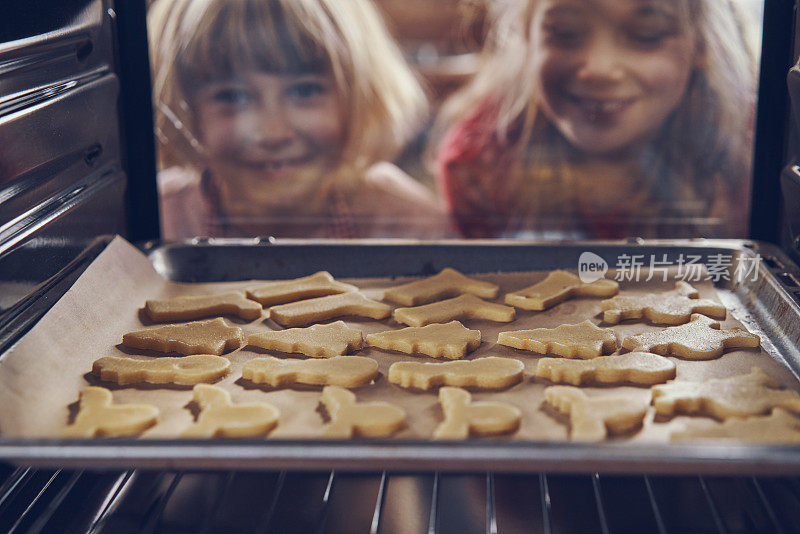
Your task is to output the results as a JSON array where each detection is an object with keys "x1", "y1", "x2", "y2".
[{"x1": 0, "y1": 465, "x2": 799, "y2": 533}]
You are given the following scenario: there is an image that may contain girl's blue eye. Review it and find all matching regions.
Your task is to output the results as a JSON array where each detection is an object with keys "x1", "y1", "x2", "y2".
[
  {"x1": 287, "y1": 81, "x2": 326, "y2": 100},
  {"x1": 212, "y1": 88, "x2": 253, "y2": 105}
]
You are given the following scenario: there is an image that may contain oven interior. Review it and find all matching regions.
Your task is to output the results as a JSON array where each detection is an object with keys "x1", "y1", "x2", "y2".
[{"x1": 3, "y1": 0, "x2": 800, "y2": 532}]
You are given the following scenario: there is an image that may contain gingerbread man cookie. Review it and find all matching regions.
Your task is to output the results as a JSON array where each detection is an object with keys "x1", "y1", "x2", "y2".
[
  {"x1": 383, "y1": 268, "x2": 499, "y2": 306},
  {"x1": 393, "y1": 294, "x2": 515, "y2": 327},
  {"x1": 544, "y1": 386, "x2": 648, "y2": 442},
  {"x1": 92, "y1": 354, "x2": 230, "y2": 385},
  {"x1": 671, "y1": 409, "x2": 800, "y2": 444},
  {"x1": 242, "y1": 356, "x2": 379, "y2": 388},
  {"x1": 64, "y1": 387, "x2": 158, "y2": 438},
  {"x1": 535, "y1": 352, "x2": 676, "y2": 386},
  {"x1": 433, "y1": 387, "x2": 521, "y2": 440},
  {"x1": 320, "y1": 386, "x2": 406, "y2": 438},
  {"x1": 122, "y1": 318, "x2": 245, "y2": 356},
  {"x1": 388, "y1": 356, "x2": 524, "y2": 391},
  {"x1": 365, "y1": 321, "x2": 481, "y2": 359},
  {"x1": 144, "y1": 292, "x2": 262, "y2": 322},
  {"x1": 182, "y1": 384, "x2": 280, "y2": 438},
  {"x1": 248, "y1": 321, "x2": 363, "y2": 358},
  {"x1": 601, "y1": 281, "x2": 726, "y2": 325},
  {"x1": 652, "y1": 367, "x2": 800, "y2": 419},
  {"x1": 246, "y1": 271, "x2": 358, "y2": 306},
  {"x1": 269, "y1": 292, "x2": 391, "y2": 327},
  {"x1": 622, "y1": 314, "x2": 760, "y2": 360},
  {"x1": 505, "y1": 270, "x2": 619, "y2": 311},
  {"x1": 497, "y1": 320, "x2": 617, "y2": 359}
]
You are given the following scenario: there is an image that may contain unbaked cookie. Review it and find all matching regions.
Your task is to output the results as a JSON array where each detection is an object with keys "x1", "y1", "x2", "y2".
[
  {"x1": 652, "y1": 367, "x2": 800, "y2": 419},
  {"x1": 622, "y1": 314, "x2": 760, "y2": 360},
  {"x1": 388, "y1": 356, "x2": 524, "y2": 391},
  {"x1": 64, "y1": 387, "x2": 158, "y2": 438},
  {"x1": 242, "y1": 356, "x2": 379, "y2": 388},
  {"x1": 433, "y1": 386, "x2": 521, "y2": 440},
  {"x1": 246, "y1": 271, "x2": 357, "y2": 306},
  {"x1": 670, "y1": 408, "x2": 800, "y2": 444},
  {"x1": 393, "y1": 294, "x2": 515, "y2": 327},
  {"x1": 269, "y1": 292, "x2": 391, "y2": 327},
  {"x1": 497, "y1": 320, "x2": 617, "y2": 359},
  {"x1": 365, "y1": 321, "x2": 481, "y2": 359},
  {"x1": 248, "y1": 321, "x2": 363, "y2": 358},
  {"x1": 144, "y1": 292, "x2": 262, "y2": 322},
  {"x1": 320, "y1": 386, "x2": 406, "y2": 438},
  {"x1": 182, "y1": 384, "x2": 280, "y2": 438},
  {"x1": 122, "y1": 318, "x2": 245, "y2": 356},
  {"x1": 601, "y1": 281, "x2": 726, "y2": 325},
  {"x1": 505, "y1": 270, "x2": 619, "y2": 311},
  {"x1": 544, "y1": 386, "x2": 648, "y2": 442},
  {"x1": 383, "y1": 268, "x2": 499, "y2": 306},
  {"x1": 92, "y1": 354, "x2": 230, "y2": 385},
  {"x1": 535, "y1": 352, "x2": 676, "y2": 386}
]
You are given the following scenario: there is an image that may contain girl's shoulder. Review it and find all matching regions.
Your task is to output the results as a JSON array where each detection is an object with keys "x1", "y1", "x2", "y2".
[
  {"x1": 157, "y1": 167, "x2": 215, "y2": 240},
  {"x1": 347, "y1": 163, "x2": 451, "y2": 238},
  {"x1": 158, "y1": 166, "x2": 203, "y2": 195},
  {"x1": 363, "y1": 162, "x2": 440, "y2": 207}
]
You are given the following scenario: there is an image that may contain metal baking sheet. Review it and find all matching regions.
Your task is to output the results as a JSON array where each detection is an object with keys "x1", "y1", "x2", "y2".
[{"x1": 2, "y1": 238, "x2": 800, "y2": 474}]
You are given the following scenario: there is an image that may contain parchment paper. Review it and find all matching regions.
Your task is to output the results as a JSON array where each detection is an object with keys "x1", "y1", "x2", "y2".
[{"x1": 0, "y1": 236, "x2": 795, "y2": 443}]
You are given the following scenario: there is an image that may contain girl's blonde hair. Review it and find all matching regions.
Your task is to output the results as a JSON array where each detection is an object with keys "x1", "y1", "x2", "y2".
[
  {"x1": 148, "y1": 0, "x2": 428, "y2": 172},
  {"x1": 432, "y1": 0, "x2": 759, "y2": 186}
]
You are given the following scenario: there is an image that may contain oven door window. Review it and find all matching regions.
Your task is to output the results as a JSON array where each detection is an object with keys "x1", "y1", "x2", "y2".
[{"x1": 146, "y1": 0, "x2": 764, "y2": 240}]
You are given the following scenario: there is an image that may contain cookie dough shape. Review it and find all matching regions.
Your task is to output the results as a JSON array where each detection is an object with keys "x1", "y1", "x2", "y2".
[
  {"x1": 269, "y1": 292, "x2": 391, "y2": 328},
  {"x1": 248, "y1": 321, "x2": 363, "y2": 358},
  {"x1": 383, "y1": 268, "x2": 499, "y2": 306},
  {"x1": 433, "y1": 387, "x2": 521, "y2": 440},
  {"x1": 182, "y1": 384, "x2": 280, "y2": 438},
  {"x1": 365, "y1": 321, "x2": 481, "y2": 360},
  {"x1": 320, "y1": 385, "x2": 406, "y2": 438},
  {"x1": 535, "y1": 352, "x2": 676, "y2": 386},
  {"x1": 92, "y1": 355, "x2": 230, "y2": 386},
  {"x1": 651, "y1": 367, "x2": 800, "y2": 419},
  {"x1": 497, "y1": 320, "x2": 616, "y2": 359},
  {"x1": 671, "y1": 409, "x2": 800, "y2": 444},
  {"x1": 122, "y1": 318, "x2": 245, "y2": 356},
  {"x1": 64, "y1": 387, "x2": 158, "y2": 438},
  {"x1": 622, "y1": 314, "x2": 760, "y2": 360},
  {"x1": 388, "y1": 356, "x2": 524, "y2": 391},
  {"x1": 544, "y1": 386, "x2": 648, "y2": 442},
  {"x1": 144, "y1": 292, "x2": 262, "y2": 322},
  {"x1": 246, "y1": 271, "x2": 358, "y2": 306},
  {"x1": 242, "y1": 356, "x2": 379, "y2": 388},
  {"x1": 601, "y1": 281, "x2": 726, "y2": 325},
  {"x1": 505, "y1": 270, "x2": 619, "y2": 311},
  {"x1": 393, "y1": 294, "x2": 515, "y2": 327}
]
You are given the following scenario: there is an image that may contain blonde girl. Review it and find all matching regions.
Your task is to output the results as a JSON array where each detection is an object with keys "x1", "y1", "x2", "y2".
[
  {"x1": 434, "y1": 0, "x2": 760, "y2": 238},
  {"x1": 149, "y1": 0, "x2": 447, "y2": 239}
]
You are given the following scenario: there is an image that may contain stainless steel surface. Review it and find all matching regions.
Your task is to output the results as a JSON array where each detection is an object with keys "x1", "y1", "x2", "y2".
[
  {"x1": 0, "y1": 0, "x2": 128, "y2": 315},
  {"x1": 2, "y1": 239, "x2": 800, "y2": 474},
  {"x1": 0, "y1": 0, "x2": 114, "y2": 104}
]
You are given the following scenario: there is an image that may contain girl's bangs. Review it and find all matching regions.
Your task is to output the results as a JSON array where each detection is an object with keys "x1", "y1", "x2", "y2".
[{"x1": 177, "y1": 0, "x2": 330, "y2": 89}]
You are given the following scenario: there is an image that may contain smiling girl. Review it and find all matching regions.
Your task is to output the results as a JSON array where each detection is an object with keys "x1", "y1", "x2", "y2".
[
  {"x1": 149, "y1": 0, "x2": 447, "y2": 239},
  {"x1": 434, "y1": 0, "x2": 759, "y2": 238}
]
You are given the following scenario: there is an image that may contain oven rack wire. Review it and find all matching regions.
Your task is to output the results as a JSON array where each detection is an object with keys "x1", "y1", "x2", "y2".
[{"x1": 0, "y1": 465, "x2": 798, "y2": 533}]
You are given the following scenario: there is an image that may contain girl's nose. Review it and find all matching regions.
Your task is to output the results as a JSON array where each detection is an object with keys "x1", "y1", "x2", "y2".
[
  {"x1": 574, "y1": 34, "x2": 626, "y2": 83},
  {"x1": 251, "y1": 104, "x2": 294, "y2": 148}
]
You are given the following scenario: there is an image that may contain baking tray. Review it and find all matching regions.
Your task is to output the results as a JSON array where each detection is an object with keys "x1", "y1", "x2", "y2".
[{"x1": 2, "y1": 237, "x2": 800, "y2": 474}]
